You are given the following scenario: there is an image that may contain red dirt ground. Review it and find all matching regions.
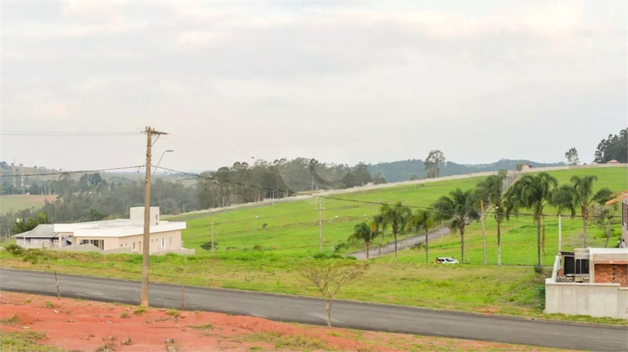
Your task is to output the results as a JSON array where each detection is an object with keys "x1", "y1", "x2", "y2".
[{"x1": 0, "y1": 292, "x2": 561, "y2": 352}]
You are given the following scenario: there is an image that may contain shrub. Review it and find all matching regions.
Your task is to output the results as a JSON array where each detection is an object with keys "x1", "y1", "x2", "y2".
[
  {"x1": 200, "y1": 242, "x2": 219, "y2": 251},
  {"x1": 120, "y1": 311, "x2": 130, "y2": 319},
  {"x1": 4, "y1": 244, "x2": 24, "y2": 256},
  {"x1": 534, "y1": 264, "x2": 544, "y2": 274},
  {"x1": 252, "y1": 245, "x2": 264, "y2": 251},
  {"x1": 44, "y1": 301, "x2": 54, "y2": 309},
  {"x1": 334, "y1": 242, "x2": 349, "y2": 252}
]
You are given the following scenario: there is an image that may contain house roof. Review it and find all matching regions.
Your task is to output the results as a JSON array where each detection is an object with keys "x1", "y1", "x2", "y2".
[
  {"x1": 606, "y1": 192, "x2": 628, "y2": 205},
  {"x1": 11, "y1": 225, "x2": 58, "y2": 239},
  {"x1": 53, "y1": 219, "x2": 186, "y2": 238}
]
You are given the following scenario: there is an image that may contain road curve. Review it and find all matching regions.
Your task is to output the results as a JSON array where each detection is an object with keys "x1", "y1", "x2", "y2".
[
  {"x1": 349, "y1": 226, "x2": 451, "y2": 260},
  {"x1": 1, "y1": 268, "x2": 625, "y2": 351}
]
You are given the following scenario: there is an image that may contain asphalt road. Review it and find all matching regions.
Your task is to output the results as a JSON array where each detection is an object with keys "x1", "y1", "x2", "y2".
[
  {"x1": 1, "y1": 268, "x2": 626, "y2": 351},
  {"x1": 349, "y1": 226, "x2": 451, "y2": 260}
]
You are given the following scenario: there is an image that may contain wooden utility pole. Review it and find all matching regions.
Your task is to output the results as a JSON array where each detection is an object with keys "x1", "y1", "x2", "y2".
[
  {"x1": 558, "y1": 214, "x2": 562, "y2": 253},
  {"x1": 480, "y1": 200, "x2": 486, "y2": 265},
  {"x1": 319, "y1": 199, "x2": 323, "y2": 252},
  {"x1": 141, "y1": 127, "x2": 167, "y2": 307}
]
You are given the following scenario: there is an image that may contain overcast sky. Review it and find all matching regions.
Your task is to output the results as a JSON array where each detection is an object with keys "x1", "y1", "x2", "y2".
[{"x1": 1, "y1": 0, "x2": 626, "y2": 172}]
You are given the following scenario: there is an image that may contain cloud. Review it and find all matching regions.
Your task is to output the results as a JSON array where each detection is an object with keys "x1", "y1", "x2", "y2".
[{"x1": 177, "y1": 31, "x2": 229, "y2": 47}]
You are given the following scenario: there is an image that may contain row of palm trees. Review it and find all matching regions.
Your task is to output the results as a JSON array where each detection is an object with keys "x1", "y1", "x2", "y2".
[{"x1": 349, "y1": 171, "x2": 612, "y2": 266}]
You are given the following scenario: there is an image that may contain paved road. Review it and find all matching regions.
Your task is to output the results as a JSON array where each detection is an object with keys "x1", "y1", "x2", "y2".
[
  {"x1": 1, "y1": 269, "x2": 625, "y2": 351},
  {"x1": 349, "y1": 226, "x2": 451, "y2": 260}
]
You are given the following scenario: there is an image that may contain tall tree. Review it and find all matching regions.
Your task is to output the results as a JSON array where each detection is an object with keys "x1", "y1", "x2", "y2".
[
  {"x1": 425, "y1": 150, "x2": 446, "y2": 178},
  {"x1": 506, "y1": 173, "x2": 558, "y2": 267},
  {"x1": 565, "y1": 148, "x2": 580, "y2": 166},
  {"x1": 380, "y1": 202, "x2": 411, "y2": 261},
  {"x1": 432, "y1": 189, "x2": 478, "y2": 263},
  {"x1": 552, "y1": 176, "x2": 612, "y2": 247},
  {"x1": 349, "y1": 221, "x2": 377, "y2": 259},
  {"x1": 593, "y1": 128, "x2": 628, "y2": 163},
  {"x1": 406, "y1": 209, "x2": 434, "y2": 263},
  {"x1": 475, "y1": 170, "x2": 508, "y2": 266}
]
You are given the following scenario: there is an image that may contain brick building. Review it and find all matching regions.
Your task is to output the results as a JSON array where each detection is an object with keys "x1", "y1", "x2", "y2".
[{"x1": 546, "y1": 248, "x2": 628, "y2": 318}]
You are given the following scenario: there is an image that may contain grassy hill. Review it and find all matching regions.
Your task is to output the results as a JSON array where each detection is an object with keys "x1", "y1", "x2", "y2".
[
  {"x1": 0, "y1": 194, "x2": 58, "y2": 215},
  {"x1": 176, "y1": 166, "x2": 627, "y2": 263}
]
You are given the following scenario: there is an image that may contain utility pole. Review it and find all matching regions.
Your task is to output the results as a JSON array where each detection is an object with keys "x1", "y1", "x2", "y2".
[
  {"x1": 558, "y1": 214, "x2": 562, "y2": 253},
  {"x1": 480, "y1": 200, "x2": 487, "y2": 265},
  {"x1": 141, "y1": 126, "x2": 167, "y2": 307},
  {"x1": 319, "y1": 198, "x2": 323, "y2": 252},
  {"x1": 211, "y1": 219, "x2": 215, "y2": 255}
]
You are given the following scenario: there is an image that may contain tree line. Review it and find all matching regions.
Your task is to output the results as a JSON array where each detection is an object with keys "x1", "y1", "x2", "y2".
[
  {"x1": 196, "y1": 158, "x2": 387, "y2": 209},
  {"x1": 1, "y1": 173, "x2": 198, "y2": 237},
  {"x1": 348, "y1": 171, "x2": 616, "y2": 267}
]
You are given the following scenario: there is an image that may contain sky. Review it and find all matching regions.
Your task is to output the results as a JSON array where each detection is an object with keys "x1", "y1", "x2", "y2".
[{"x1": 1, "y1": 0, "x2": 626, "y2": 172}]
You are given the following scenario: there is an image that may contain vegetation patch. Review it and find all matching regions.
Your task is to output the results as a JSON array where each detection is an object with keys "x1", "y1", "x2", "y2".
[
  {"x1": 242, "y1": 332, "x2": 330, "y2": 351},
  {"x1": 0, "y1": 331, "x2": 62, "y2": 352}
]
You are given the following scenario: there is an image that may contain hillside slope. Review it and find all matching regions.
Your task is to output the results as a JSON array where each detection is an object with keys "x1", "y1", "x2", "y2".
[{"x1": 368, "y1": 158, "x2": 565, "y2": 182}]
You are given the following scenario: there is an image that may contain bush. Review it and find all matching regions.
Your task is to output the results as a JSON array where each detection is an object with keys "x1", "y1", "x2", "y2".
[
  {"x1": 252, "y1": 245, "x2": 264, "y2": 251},
  {"x1": 537, "y1": 285, "x2": 546, "y2": 309},
  {"x1": 3, "y1": 244, "x2": 24, "y2": 256},
  {"x1": 200, "y1": 242, "x2": 219, "y2": 251},
  {"x1": 334, "y1": 242, "x2": 349, "y2": 253},
  {"x1": 534, "y1": 264, "x2": 544, "y2": 274}
]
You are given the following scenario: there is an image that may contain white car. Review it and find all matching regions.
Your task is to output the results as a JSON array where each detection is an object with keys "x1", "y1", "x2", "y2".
[{"x1": 435, "y1": 257, "x2": 459, "y2": 264}]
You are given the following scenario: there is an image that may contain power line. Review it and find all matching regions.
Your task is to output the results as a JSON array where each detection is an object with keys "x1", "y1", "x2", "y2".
[
  {"x1": 1, "y1": 131, "x2": 141, "y2": 137},
  {"x1": 0, "y1": 165, "x2": 144, "y2": 178}
]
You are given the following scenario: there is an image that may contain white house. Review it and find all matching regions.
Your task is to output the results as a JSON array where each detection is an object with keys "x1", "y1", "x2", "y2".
[{"x1": 13, "y1": 207, "x2": 190, "y2": 255}]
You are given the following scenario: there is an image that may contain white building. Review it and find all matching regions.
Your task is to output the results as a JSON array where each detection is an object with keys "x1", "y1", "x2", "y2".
[{"x1": 13, "y1": 207, "x2": 191, "y2": 255}]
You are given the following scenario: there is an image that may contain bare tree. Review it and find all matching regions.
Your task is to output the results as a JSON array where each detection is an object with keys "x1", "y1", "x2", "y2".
[
  {"x1": 298, "y1": 261, "x2": 368, "y2": 327},
  {"x1": 425, "y1": 150, "x2": 446, "y2": 178},
  {"x1": 565, "y1": 148, "x2": 580, "y2": 166}
]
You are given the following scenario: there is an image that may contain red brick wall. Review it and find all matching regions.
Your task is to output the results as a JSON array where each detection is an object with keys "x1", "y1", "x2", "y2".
[{"x1": 595, "y1": 264, "x2": 628, "y2": 287}]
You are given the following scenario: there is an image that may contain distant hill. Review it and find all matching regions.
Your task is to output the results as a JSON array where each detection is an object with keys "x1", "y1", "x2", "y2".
[{"x1": 367, "y1": 159, "x2": 566, "y2": 183}]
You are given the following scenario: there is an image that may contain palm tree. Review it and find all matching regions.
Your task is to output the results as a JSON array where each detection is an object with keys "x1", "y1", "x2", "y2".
[
  {"x1": 552, "y1": 176, "x2": 612, "y2": 247},
  {"x1": 380, "y1": 202, "x2": 411, "y2": 261},
  {"x1": 476, "y1": 170, "x2": 508, "y2": 266},
  {"x1": 348, "y1": 222, "x2": 376, "y2": 259},
  {"x1": 433, "y1": 189, "x2": 478, "y2": 263},
  {"x1": 370, "y1": 214, "x2": 386, "y2": 256},
  {"x1": 406, "y1": 209, "x2": 434, "y2": 263},
  {"x1": 506, "y1": 172, "x2": 557, "y2": 267}
]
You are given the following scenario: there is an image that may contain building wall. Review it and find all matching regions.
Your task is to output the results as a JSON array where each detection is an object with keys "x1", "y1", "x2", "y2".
[
  {"x1": 622, "y1": 201, "x2": 627, "y2": 242},
  {"x1": 545, "y1": 280, "x2": 627, "y2": 319},
  {"x1": 113, "y1": 230, "x2": 182, "y2": 254},
  {"x1": 594, "y1": 264, "x2": 628, "y2": 287}
]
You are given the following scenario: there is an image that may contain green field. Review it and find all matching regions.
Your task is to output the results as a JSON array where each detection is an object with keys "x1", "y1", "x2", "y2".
[
  {"x1": 175, "y1": 176, "x2": 485, "y2": 256},
  {"x1": 175, "y1": 167, "x2": 627, "y2": 263},
  {"x1": 0, "y1": 194, "x2": 57, "y2": 214}
]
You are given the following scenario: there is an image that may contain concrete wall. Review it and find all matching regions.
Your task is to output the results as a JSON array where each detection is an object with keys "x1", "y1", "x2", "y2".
[
  {"x1": 130, "y1": 207, "x2": 160, "y2": 225},
  {"x1": 113, "y1": 230, "x2": 182, "y2": 254},
  {"x1": 545, "y1": 280, "x2": 627, "y2": 319},
  {"x1": 50, "y1": 243, "x2": 103, "y2": 253}
]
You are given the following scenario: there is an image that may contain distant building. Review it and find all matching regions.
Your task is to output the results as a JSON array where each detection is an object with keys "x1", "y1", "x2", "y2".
[
  {"x1": 13, "y1": 207, "x2": 191, "y2": 255},
  {"x1": 517, "y1": 163, "x2": 532, "y2": 171}
]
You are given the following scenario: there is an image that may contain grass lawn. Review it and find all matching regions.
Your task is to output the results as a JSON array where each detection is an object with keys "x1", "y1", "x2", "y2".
[{"x1": 0, "y1": 195, "x2": 57, "y2": 214}]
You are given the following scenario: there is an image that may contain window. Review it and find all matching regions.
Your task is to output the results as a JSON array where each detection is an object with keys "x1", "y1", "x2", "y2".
[
  {"x1": 161, "y1": 238, "x2": 165, "y2": 248},
  {"x1": 53, "y1": 240, "x2": 59, "y2": 244},
  {"x1": 120, "y1": 244, "x2": 123, "y2": 248},
  {"x1": 33, "y1": 240, "x2": 39, "y2": 244},
  {"x1": 133, "y1": 242, "x2": 136, "y2": 250}
]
